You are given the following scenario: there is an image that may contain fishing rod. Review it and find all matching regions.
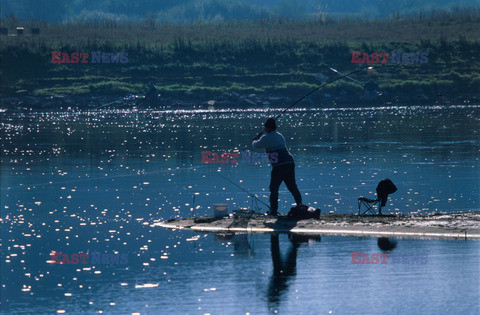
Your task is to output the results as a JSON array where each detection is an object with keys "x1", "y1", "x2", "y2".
[
  {"x1": 97, "y1": 99, "x2": 123, "y2": 109},
  {"x1": 253, "y1": 65, "x2": 376, "y2": 140},
  {"x1": 329, "y1": 67, "x2": 366, "y2": 87},
  {"x1": 217, "y1": 172, "x2": 271, "y2": 210},
  {"x1": 96, "y1": 94, "x2": 145, "y2": 109},
  {"x1": 277, "y1": 66, "x2": 375, "y2": 118}
]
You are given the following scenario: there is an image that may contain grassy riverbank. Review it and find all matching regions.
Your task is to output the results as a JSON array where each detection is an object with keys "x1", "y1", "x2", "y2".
[{"x1": 1, "y1": 9, "x2": 479, "y2": 102}]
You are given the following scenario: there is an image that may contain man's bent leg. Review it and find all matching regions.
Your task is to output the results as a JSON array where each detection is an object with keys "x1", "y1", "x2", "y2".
[
  {"x1": 269, "y1": 166, "x2": 283, "y2": 214},
  {"x1": 283, "y1": 164, "x2": 302, "y2": 206}
]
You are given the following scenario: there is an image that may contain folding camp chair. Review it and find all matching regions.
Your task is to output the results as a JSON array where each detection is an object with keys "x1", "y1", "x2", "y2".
[
  {"x1": 358, "y1": 197, "x2": 381, "y2": 215},
  {"x1": 357, "y1": 179, "x2": 397, "y2": 215}
]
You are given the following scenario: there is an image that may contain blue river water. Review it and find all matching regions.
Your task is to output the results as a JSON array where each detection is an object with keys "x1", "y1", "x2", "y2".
[{"x1": 1, "y1": 104, "x2": 479, "y2": 314}]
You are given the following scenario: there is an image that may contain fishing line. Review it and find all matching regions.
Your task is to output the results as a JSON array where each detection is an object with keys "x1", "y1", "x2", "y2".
[
  {"x1": 216, "y1": 172, "x2": 271, "y2": 210},
  {"x1": 2, "y1": 165, "x2": 209, "y2": 190},
  {"x1": 278, "y1": 67, "x2": 370, "y2": 116},
  {"x1": 254, "y1": 64, "x2": 401, "y2": 139}
]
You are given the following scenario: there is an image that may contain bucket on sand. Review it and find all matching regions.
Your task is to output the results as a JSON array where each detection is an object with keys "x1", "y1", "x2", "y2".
[{"x1": 213, "y1": 204, "x2": 228, "y2": 217}]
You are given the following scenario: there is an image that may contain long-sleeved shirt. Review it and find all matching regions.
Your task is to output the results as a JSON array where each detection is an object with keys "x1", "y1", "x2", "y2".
[{"x1": 252, "y1": 131, "x2": 294, "y2": 167}]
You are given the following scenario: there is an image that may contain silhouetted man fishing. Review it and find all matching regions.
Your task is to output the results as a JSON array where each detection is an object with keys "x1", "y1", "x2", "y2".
[
  {"x1": 364, "y1": 80, "x2": 378, "y2": 101},
  {"x1": 252, "y1": 118, "x2": 303, "y2": 216},
  {"x1": 144, "y1": 81, "x2": 160, "y2": 106}
]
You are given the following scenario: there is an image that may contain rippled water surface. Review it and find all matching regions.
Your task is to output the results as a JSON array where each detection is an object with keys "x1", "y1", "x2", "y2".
[{"x1": 1, "y1": 105, "x2": 479, "y2": 313}]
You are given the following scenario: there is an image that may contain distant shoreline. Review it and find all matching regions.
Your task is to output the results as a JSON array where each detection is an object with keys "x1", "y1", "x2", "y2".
[
  {"x1": 1, "y1": 93, "x2": 477, "y2": 111},
  {"x1": 1, "y1": 12, "x2": 479, "y2": 103}
]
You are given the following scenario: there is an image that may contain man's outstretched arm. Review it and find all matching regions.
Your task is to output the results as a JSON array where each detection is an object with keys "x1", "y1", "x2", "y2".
[{"x1": 252, "y1": 135, "x2": 267, "y2": 149}]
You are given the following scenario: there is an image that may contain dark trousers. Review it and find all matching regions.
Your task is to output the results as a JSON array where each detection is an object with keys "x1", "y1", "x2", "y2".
[{"x1": 269, "y1": 163, "x2": 302, "y2": 212}]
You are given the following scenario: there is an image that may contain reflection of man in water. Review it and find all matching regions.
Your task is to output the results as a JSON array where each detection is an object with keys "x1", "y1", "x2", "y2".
[
  {"x1": 268, "y1": 233, "x2": 299, "y2": 307},
  {"x1": 267, "y1": 233, "x2": 321, "y2": 309}
]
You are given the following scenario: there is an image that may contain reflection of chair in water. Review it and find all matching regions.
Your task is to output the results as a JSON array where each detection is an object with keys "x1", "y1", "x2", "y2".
[
  {"x1": 358, "y1": 178, "x2": 397, "y2": 215},
  {"x1": 377, "y1": 237, "x2": 397, "y2": 251}
]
